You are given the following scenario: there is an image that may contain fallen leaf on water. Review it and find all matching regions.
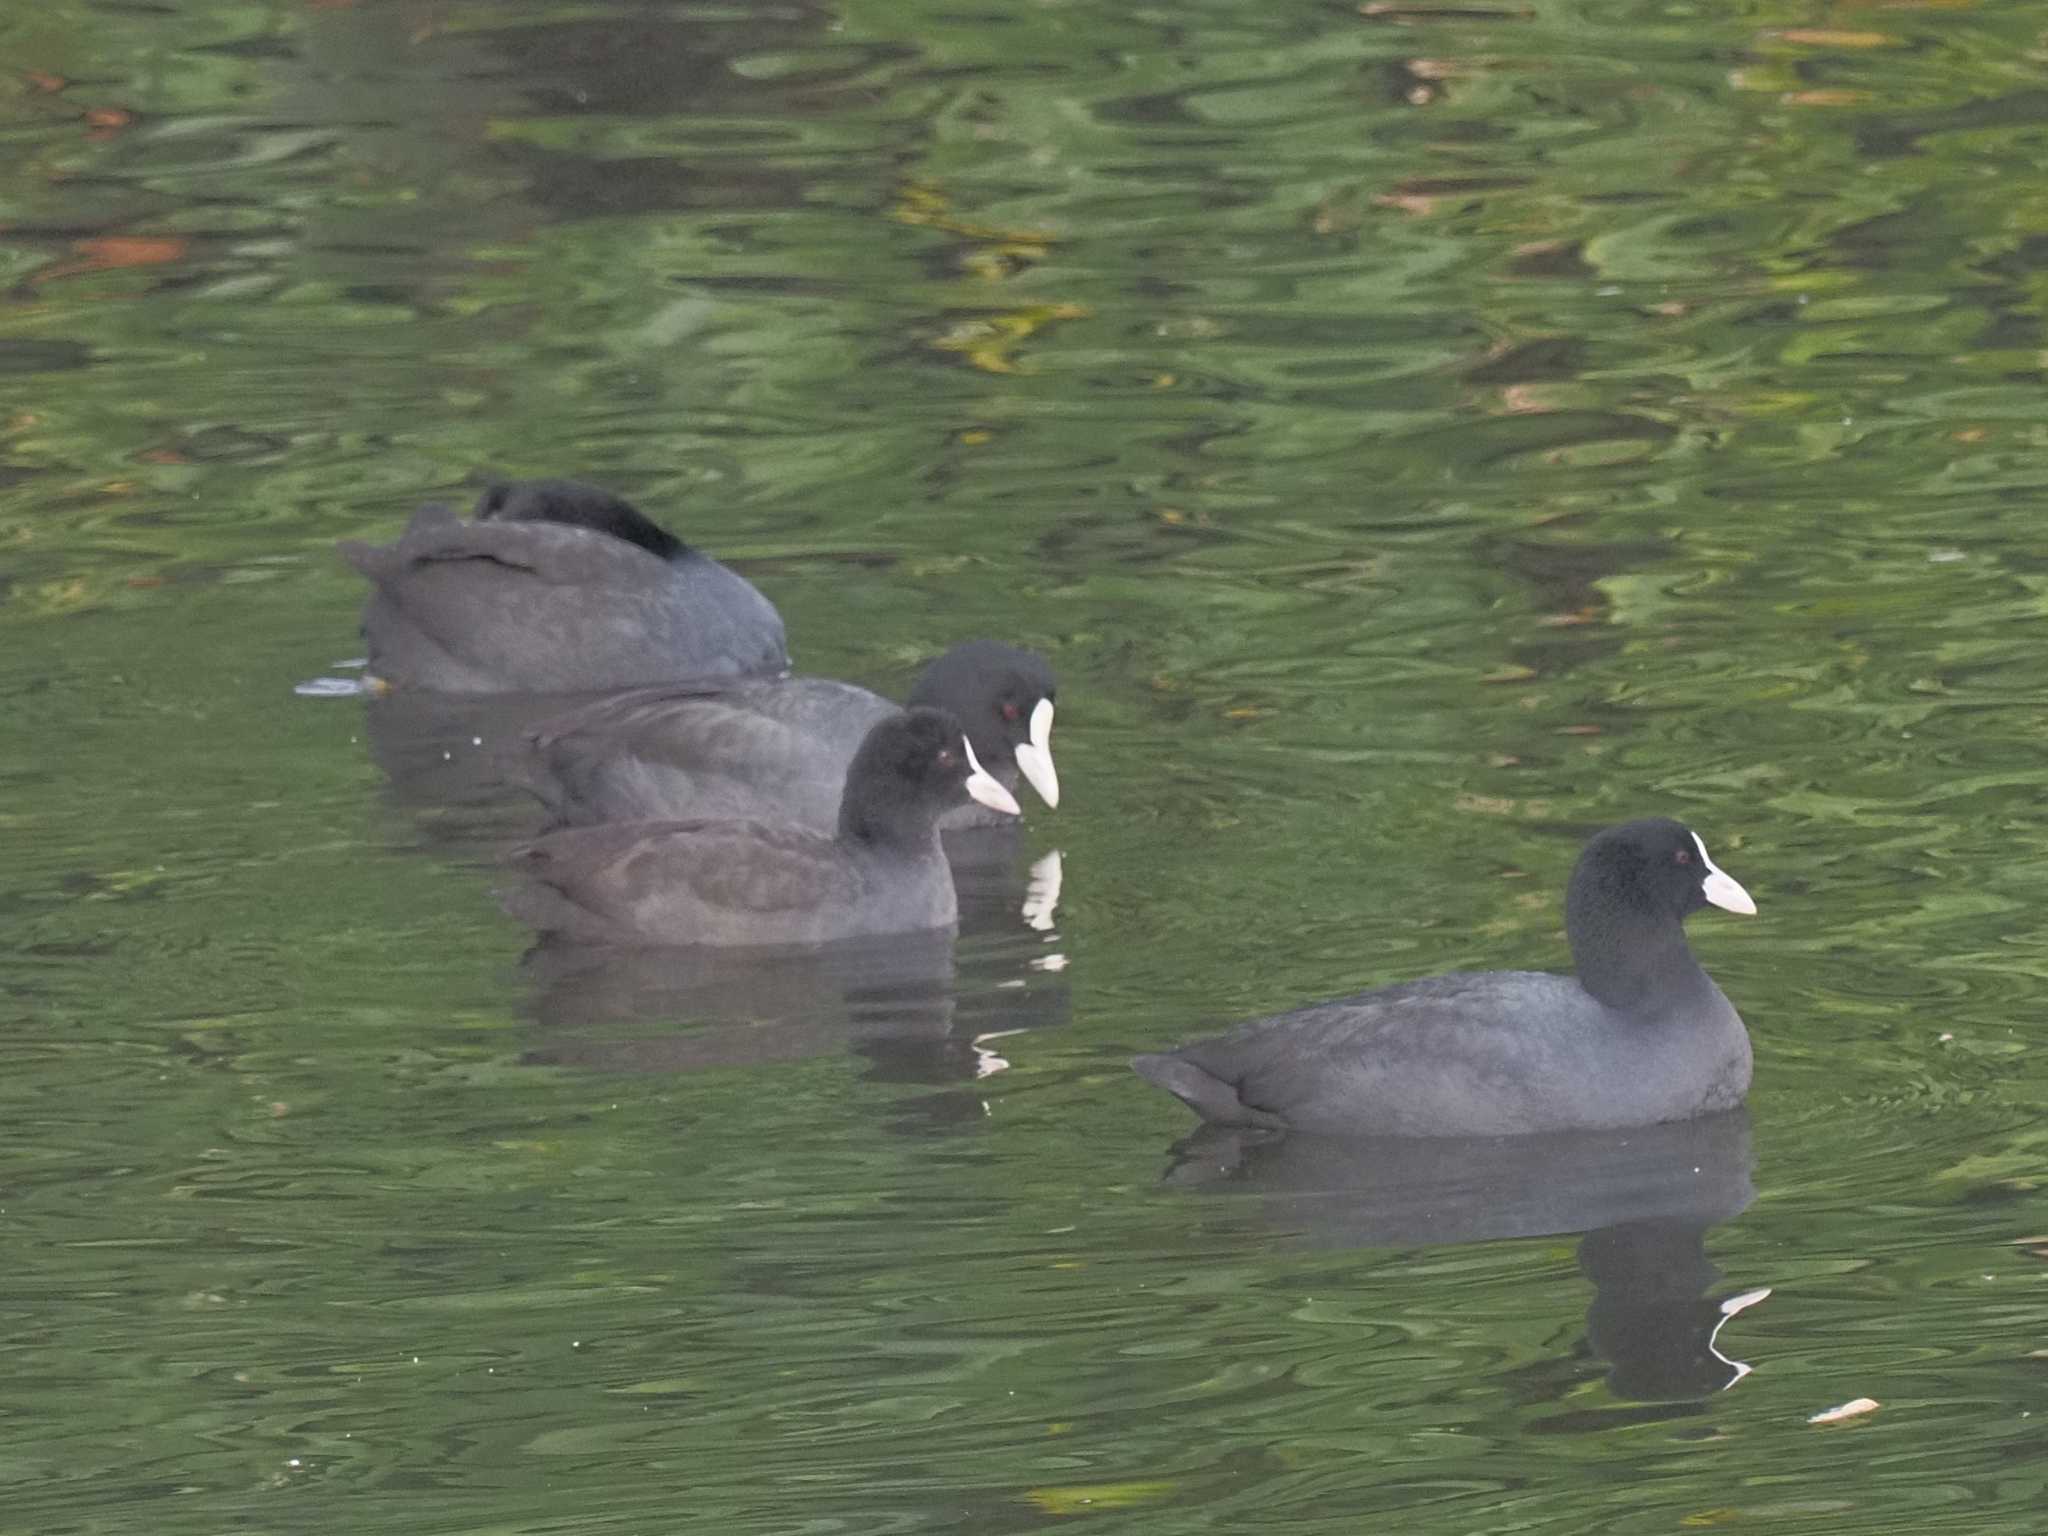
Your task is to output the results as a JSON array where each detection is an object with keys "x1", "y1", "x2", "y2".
[
  {"x1": 1479, "y1": 665, "x2": 1537, "y2": 684},
  {"x1": 1558, "y1": 724, "x2": 1603, "y2": 736},
  {"x1": 1374, "y1": 191, "x2": 1440, "y2": 217},
  {"x1": 25, "y1": 70, "x2": 67, "y2": 92},
  {"x1": 1024, "y1": 1481, "x2": 1175, "y2": 1516},
  {"x1": 1771, "y1": 28, "x2": 1898, "y2": 47},
  {"x1": 1455, "y1": 793, "x2": 1516, "y2": 816},
  {"x1": 38, "y1": 235, "x2": 189, "y2": 284},
  {"x1": 82, "y1": 236, "x2": 185, "y2": 268},
  {"x1": 84, "y1": 106, "x2": 134, "y2": 140},
  {"x1": 1808, "y1": 1397, "x2": 1880, "y2": 1425}
]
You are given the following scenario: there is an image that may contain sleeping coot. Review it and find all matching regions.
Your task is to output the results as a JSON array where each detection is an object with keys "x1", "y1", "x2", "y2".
[
  {"x1": 1134, "y1": 819, "x2": 1757, "y2": 1136},
  {"x1": 502, "y1": 707, "x2": 1021, "y2": 948},
  {"x1": 339, "y1": 479, "x2": 788, "y2": 693}
]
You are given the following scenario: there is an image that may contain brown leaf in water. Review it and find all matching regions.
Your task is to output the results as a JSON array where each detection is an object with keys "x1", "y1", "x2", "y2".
[{"x1": 1374, "y1": 192, "x2": 1440, "y2": 217}]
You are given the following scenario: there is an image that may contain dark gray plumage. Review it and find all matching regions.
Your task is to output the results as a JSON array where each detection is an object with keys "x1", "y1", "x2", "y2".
[
  {"x1": 515, "y1": 640, "x2": 1059, "y2": 831},
  {"x1": 501, "y1": 707, "x2": 1021, "y2": 947},
  {"x1": 339, "y1": 479, "x2": 788, "y2": 693},
  {"x1": 1133, "y1": 819, "x2": 1757, "y2": 1137}
]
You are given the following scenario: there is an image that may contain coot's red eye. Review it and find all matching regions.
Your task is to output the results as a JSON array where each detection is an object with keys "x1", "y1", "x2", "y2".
[
  {"x1": 1674, "y1": 848, "x2": 1692, "y2": 865},
  {"x1": 1001, "y1": 701, "x2": 1021, "y2": 722}
]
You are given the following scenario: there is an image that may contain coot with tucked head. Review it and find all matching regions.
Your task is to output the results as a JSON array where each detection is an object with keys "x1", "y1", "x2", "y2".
[{"x1": 340, "y1": 479, "x2": 788, "y2": 693}]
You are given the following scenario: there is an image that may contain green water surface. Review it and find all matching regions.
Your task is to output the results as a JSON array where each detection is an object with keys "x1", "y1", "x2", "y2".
[{"x1": 3, "y1": 0, "x2": 2046, "y2": 1531}]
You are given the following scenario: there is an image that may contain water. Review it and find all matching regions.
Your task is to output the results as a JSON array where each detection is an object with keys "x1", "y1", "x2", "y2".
[{"x1": 4, "y1": 0, "x2": 2047, "y2": 1530}]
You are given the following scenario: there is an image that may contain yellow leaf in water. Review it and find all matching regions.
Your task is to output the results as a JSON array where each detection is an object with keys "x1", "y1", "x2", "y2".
[
  {"x1": 1024, "y1": 1481, "x2": 1176, "y2": 1516},
  {"x1": 1808, "y1": 1397, "x2": 1880, "y2": 1425},
  {"x1": 1772, "y1": 28, "x2": 1898, "y2": 46},
  {"x1": 1455, "y1": 793, "x2": 1516, "y2": 816}
]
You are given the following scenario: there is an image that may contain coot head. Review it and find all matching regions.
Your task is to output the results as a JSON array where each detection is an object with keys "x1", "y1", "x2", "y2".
[
  {"x1": 839, "y1": 706, "x2": 1022, "y2": 844},
  {"x1": 474, "y1": 478, "x2": 686, "y2": 562},
  {"x1": 908, "y1": 641, "x2": 1059, "y2": 808}
]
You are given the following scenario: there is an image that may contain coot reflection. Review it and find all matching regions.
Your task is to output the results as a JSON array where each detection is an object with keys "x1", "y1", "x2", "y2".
[
  {"x1": 516, "y1": 925, "x2": 1068, "y2": 1087},
  {"x1": 1159, "y1": 1109, "x2": 1764, "y2": 1401}
]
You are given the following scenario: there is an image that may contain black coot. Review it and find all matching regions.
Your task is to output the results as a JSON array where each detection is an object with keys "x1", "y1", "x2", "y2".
[
  {"x1": 339, "y1": 479, "x2": 788, "y2": 692},
  {"x1": 1134, "y1": 819, "x2": 1757, "y2": 1136}
]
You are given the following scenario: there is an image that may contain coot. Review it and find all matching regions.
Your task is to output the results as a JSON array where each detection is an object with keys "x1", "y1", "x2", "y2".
[
  {"x1": 502, "y1": 707, "x2": 1022, "y2": 947},
  {"x1": 517, "y1": 640, "x2": 1057, "y2": 831},
  {"x1": 339, "y1": 479, "x2": 787, "y2": 692},
  {"x1": 1133, "y1": 819, "x2": 1757, "y2": 1136}
]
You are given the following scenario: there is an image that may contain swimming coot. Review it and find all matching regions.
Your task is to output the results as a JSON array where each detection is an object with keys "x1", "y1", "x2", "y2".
[
  {"x1": 516, "y1": 639, "x2": 1058, "y2": 831},
  {"x1": 1133, "y1": 819, "x2": 1757, "y2": 1136},
  {"x1": 501, "y1": 707, "x2": 1021, "y2": 947}
]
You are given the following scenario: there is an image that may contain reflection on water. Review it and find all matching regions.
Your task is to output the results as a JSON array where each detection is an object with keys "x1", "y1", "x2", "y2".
[
  {"x1": 1162, "y1": 1111, "x2": 1762, "y2": 1403},
  {"x1": 9, "y1": 0, "x2": 2048, "y2": 1530},
  {"x1": 518, "y1": 920, "x2": 1067, "y2": 1089}
]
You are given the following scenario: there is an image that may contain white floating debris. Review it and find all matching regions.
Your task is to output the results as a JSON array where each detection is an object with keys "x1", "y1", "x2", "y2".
[
  {"x1": 293, "y1": 677, "x2": 368, "y2": 698},
  {"x1": 1031, "y1": 953, "x2": 1070, "y2": 973},
  {"x1": 1938, "y1": 1032, "x2": 1954, "y2": 1043},
  {"x1": 1808, "y1": 1397, "x2": 1879, "y2": 1425},
  {"x1": 1708, "y1": 1287, "x2": 1771, "y2": 1386},
  {"x1": 1928, "y1": 550, "x2": 1966, "y2": 564}
]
